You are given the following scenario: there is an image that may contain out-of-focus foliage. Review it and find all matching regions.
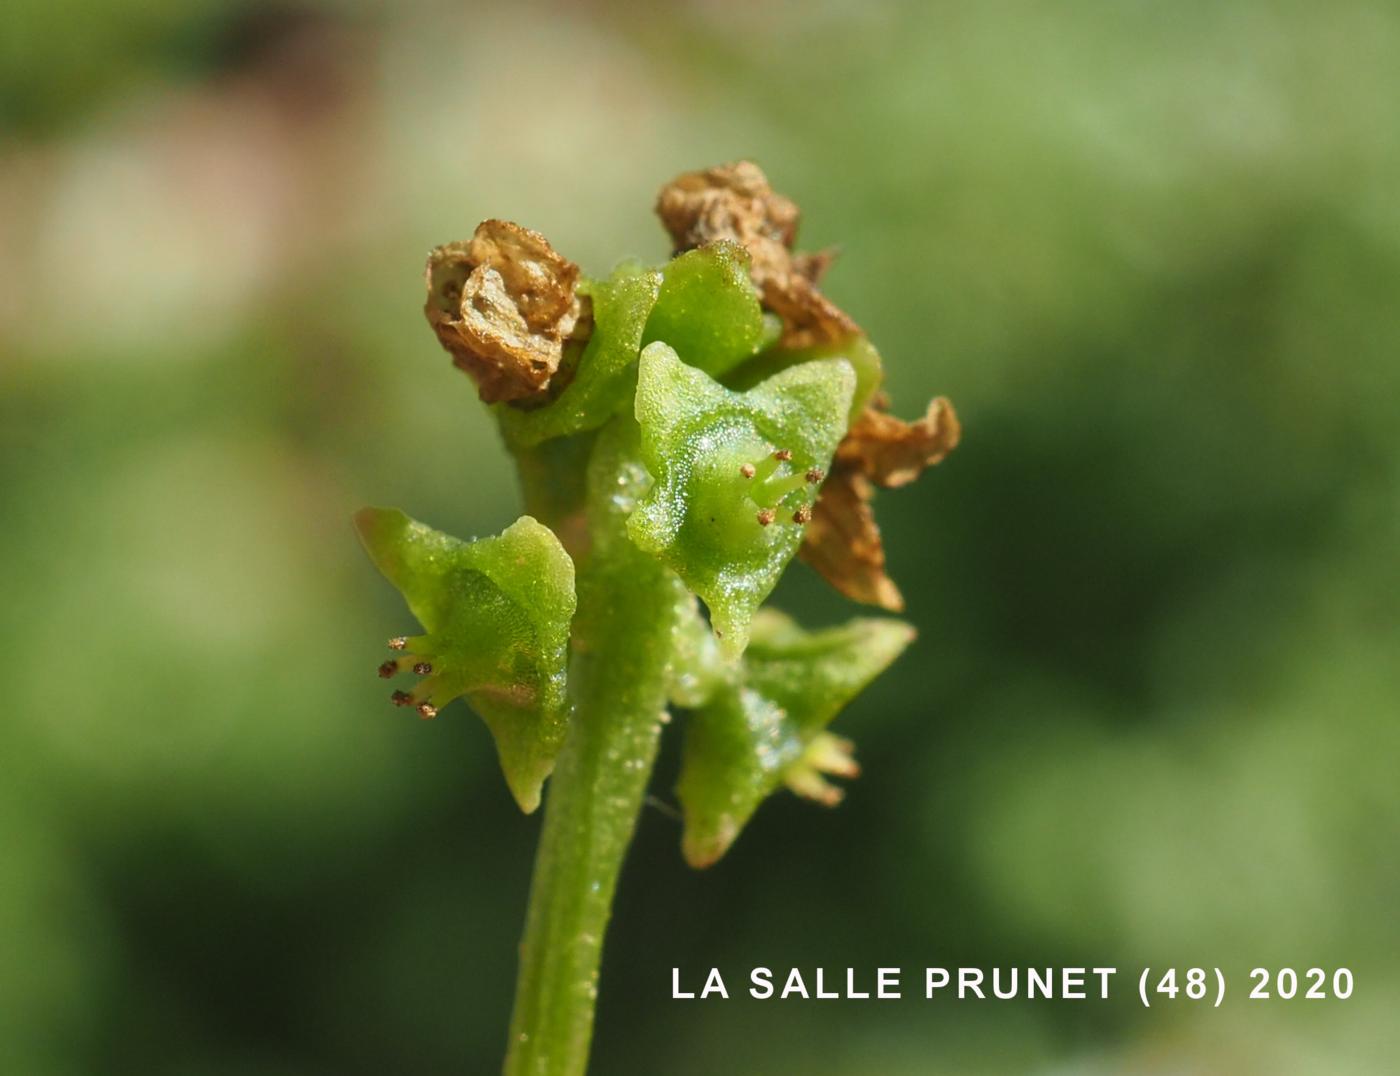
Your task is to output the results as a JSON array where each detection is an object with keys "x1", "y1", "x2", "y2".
[{"x1": 2, "y1": 1, "x2": 1397, "y2": 1074}]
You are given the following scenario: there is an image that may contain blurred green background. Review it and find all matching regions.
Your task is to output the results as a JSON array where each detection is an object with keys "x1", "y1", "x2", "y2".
[{"x1": 3, "y1": 1, "x2": 1398, "y2": 1073}]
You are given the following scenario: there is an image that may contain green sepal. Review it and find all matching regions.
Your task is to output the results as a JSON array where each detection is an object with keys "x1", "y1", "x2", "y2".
[
  {"x1": 627, "y1": 342, "x2": 854, "y2": 657},
  {"x1": 676, "y1": 610, "x2": 915, "y2": 867},
  {"x1": 642, "y1": 241, "x2": 766, "y2": 378},
  {"x1": 726, "y1": 333, "x2": 885, "y2": 422},
  {"x1": 354, "y1": 508, "x2": 577, "y2": 813},
  {"x1": 499, "y1": 263, "x2": 662, "y2": 448}
]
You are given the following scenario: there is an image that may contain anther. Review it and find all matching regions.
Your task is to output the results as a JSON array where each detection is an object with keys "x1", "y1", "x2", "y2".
[
  {"x1": 417, "y1": 703, "x2": 438, "y2": 720},
  {"x1": 739, "y1": 463, "x2": 757, "y2": 479},
  {"x1": 773, "y1": 449, "x2": 793, "y2": 462},
  {"x1": 805, "y1": 467, "x2": 824, "y2": 484},
  {"x1": 388, "y1": 636, "x2": 408, "y2": 651},
  {"x1": 391, "y1": 690, "x2": 413, "y2": 707},
  {"x1": 793, "y1": 505, "x2": 813, "y2": 525},
  {"x1": 413, "y1": 662, "x2": 432, "y2": 675},
  {"x1": 378, "y1": 660, "x2": 398, "y2": 679},
  {"x1": 756, "y1": 508, "x2": 777, "y2": 526}
]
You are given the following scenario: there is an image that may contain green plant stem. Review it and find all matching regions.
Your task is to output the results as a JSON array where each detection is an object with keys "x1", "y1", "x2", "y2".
[{"x1": 504, "y1": 422, "x2": 682, "y2": 1076}]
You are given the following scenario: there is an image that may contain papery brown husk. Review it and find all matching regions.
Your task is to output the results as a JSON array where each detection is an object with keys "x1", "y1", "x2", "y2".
[
  {"x1": 801, "y1": 397, "x2": 962, "y2": 611},
  {"x1": 424, "y1": 219, "x2": 588, "y2": 404},
  {"x1": 656, "y1": 160, "x2": 856, "y2": 348}
]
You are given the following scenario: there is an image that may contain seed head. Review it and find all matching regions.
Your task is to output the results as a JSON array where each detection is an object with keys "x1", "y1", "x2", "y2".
[
  {"x1": 793, "y1": 505, "x2": 813, "y2": 525},
  {"x1": 378, "y1": 660, "x2": 398, "y2": 679},
  {"x1": 388, "y1": 636, "x2": 408, "y2": 651},
  {"x1": 756, "y1": 508, "x2": 777, "y2": 526},
  {"x1": 391, "y1": 690, "x2": 413, "y2": 707},
  {"x1": 413, "y1": 662, "x2": 433, "y2": 675},
  {"x1": 805, "y1": 467, "x2": 824, "y2": 484},
  {"x1": 773, "y1": 448, "x2": 793, "y2": 462},
  {"x1": 739, "y1": 463, "x2": 757, "y2": 479},
  {"x1": 417, "y1": 702, "x2": 439, "y2": 720}
]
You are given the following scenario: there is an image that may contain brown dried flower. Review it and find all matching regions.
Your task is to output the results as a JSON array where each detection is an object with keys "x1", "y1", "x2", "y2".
[
  {"x1": 801, "y1": 397, "x2": 961, "y2": 611},
  {"x1": 800, "y1": 468, "x2": 905, "y2": 611},
  {"x1": 424, "y1": 219, "x2": 588, "y2": 404},
  {"x1": 656, "y1": 160, "x2": 857, "y2": 348},
  {"x1": 837, "y1": 396, "x2": 962, "y2": 488}
]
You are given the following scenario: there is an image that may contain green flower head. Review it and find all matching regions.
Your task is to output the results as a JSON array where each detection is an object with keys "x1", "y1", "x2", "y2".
[
  {"x1": 627, "y1": 342, "x2": 854, "y2": 657},
  {"x1": 676, "y1": 609, "x2": 915, "y2": 867},
  {"x1": 354, "y1": 509, "x2": 576, "y2": 813}
]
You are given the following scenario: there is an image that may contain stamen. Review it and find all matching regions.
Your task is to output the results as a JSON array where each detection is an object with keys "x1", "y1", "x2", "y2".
[
  {"x1": 413, "y1": 662, "x2": 433, "y2": 675},
  {"x1": 378, "y1": 660, "x2": 398, "y2": 679},
  {"x1": 391, "y1": 690, "x2": 413, "y2": 707},
  {"x1": 786, "y1": 768, "x2": 844, "y2": 806},
  {"x1": 793, "y1": 505, "x2": 813, "y2": 524},
  {"x1": 388, "y1": 636, "x2": 408, "y2": 651},
  {"x1": 417, "y1": 703, "x2": 438, "y2": 719},
  {"x1": 755, "y1": 471, "x2": 809, "y2": 503},
  {"x1": 756, "y1": 508, "x2": 777, "y2": 526},
  {"x1": 746, "y1": 447, "x2": 806, "y2": 503}
]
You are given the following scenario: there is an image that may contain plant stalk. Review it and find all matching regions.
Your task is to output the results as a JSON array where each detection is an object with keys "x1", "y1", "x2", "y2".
[{"x1": 504, "y1": 423, "x2": 681, "y2": 1076}]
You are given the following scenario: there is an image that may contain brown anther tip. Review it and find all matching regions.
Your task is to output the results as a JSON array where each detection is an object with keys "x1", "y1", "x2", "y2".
[
  {"x1": 388, "y1": 636, "x2": 408, "y2": 651},
  {"x1": 377, "y1": 661, "x2": 398, "y2": 679},
  {"x1": 756, "y1": 508, "x2": 777, "y2": 526},
  {"x1": 739, "y1": 463, "x2": 757, "y2": 479},
  {"x1": 391, "y1": 690, "x2": 413, "y2": 707},
  {"x1": 413, "y1": 662, "x2": 432, "y2": 675},
  {"x1": 773, "y1": 449, "x2": 793, "y2": 462},
  {"x1": 416, "y1": 703, "x2": 438, "y2": 720},
  {"x1": 793, "y1": 505, "x2": 813, "y2": 525},
  {"x1": 805, "y1": 467, "x2": 825, "y2": 484}
]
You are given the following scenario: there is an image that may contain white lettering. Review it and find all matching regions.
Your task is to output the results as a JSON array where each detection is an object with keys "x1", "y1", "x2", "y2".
[
  {"x1": 992, "y1": 967, "x2": 1018, "y2": 999},
  {"x1": 781, "y1": 968, "x2": 809, "y2": 999}
]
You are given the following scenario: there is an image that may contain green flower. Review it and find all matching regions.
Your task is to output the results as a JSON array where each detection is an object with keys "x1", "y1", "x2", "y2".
[
  {"x1": 354, "y1": 509, "x2": 576, "y2": 813},
  {"x1": 725, "y1": 332, "x2": 886, "y2": 423},
  {"x1": 627, "y1": 341, "x2": 854, "y2": 657},
  {"x1": 676, "y1": 610, "x2": 915, "y2": 867},
  {"x1": 641, "y1": 240, "x2": 767, "y2": 377},
  {"x1": 500, "y1": 262, "x2": 662, "y2": 447}
]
